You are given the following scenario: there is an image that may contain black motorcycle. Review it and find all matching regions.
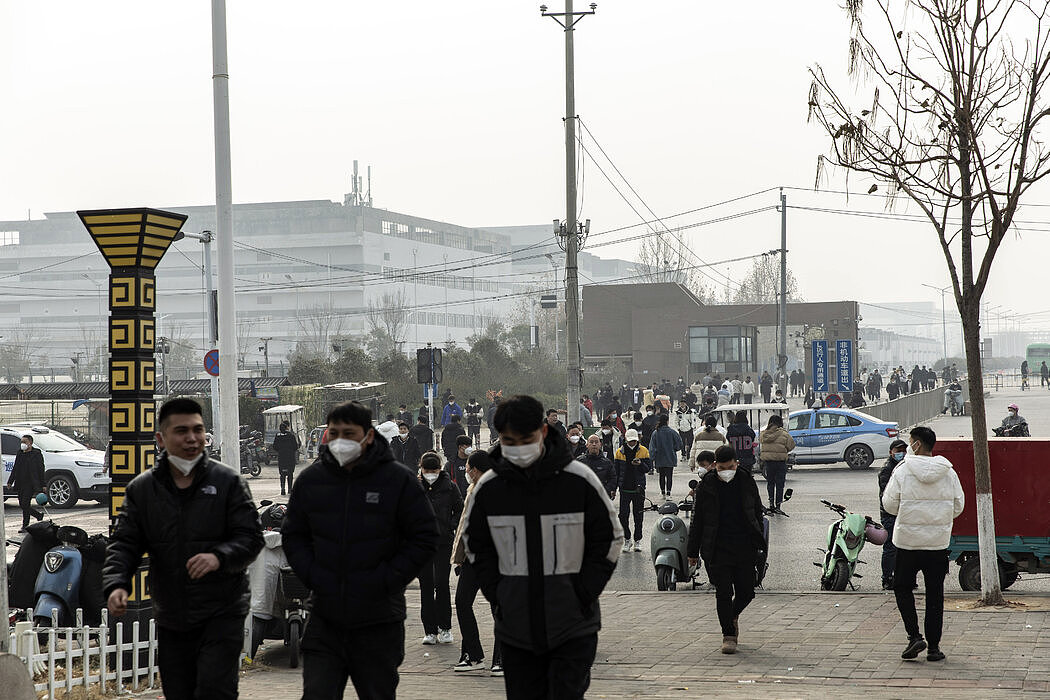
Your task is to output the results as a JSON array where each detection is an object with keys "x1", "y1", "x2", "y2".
[{"x1": 993, "y1": 421, "x2": 1030, "y2": 437}]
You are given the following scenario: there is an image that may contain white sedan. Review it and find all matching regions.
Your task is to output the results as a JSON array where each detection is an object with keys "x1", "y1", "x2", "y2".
[{"x1": 788, "y1": 408, "x2": 899, "y2": 469}]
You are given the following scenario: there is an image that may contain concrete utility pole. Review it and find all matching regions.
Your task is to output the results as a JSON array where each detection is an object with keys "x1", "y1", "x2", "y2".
[
  {"x1": 212, "y1": 0, "x2": 239, "y2": 472},
  {"x1": 542, "y1": 0, "x2": 596, "y2": 424},
  {"x1": 922, "y1": 283, "x2": 950, "y2": 371},
  {"x1": 260, "y1": 337, "x2": 272, "y2": 377},
  {"x1": 779, "y1": 188, "x2": 788, "y2": 377}
]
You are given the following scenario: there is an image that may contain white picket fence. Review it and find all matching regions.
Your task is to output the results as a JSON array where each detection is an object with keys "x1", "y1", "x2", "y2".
[{"x1": 8, "y1": 608, "x2": 255, "y2": 698}]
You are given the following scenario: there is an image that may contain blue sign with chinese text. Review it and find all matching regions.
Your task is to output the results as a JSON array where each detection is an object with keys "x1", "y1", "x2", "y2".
[
  {"x1": 812, "y1": 340, "x2": 829, "y2": 393},
  {"x1": 837, "y1": 340, "x2": 853, "y2": 392}
]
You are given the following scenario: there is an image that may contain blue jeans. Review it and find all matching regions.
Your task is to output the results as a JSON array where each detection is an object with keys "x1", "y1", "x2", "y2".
[{"x1": 881, "y1": 514, "x2": 897, "y2": 584}]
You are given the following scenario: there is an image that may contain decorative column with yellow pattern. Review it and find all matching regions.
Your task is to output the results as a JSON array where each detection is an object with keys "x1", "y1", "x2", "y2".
[{"x1": 79, "y1": 208, "x2": 187, "y2": 614}]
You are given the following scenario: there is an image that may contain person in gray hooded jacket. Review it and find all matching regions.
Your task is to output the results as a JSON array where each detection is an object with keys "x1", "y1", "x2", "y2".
[{"x1": 462, "y1": 394, "x2": 623, "y2": 700}]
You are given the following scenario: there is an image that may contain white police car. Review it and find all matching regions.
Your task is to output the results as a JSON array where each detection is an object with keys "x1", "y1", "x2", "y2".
[
  {"x1": 787, "y1": 408, "x2": 899, "y2": 469},
  {"x1": 1, "y1": 424, "x2": 108, "y2": 508}
]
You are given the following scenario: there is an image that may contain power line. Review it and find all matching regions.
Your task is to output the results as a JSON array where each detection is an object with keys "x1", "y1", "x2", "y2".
[{"x1": 579, "y1": 116, "x2": 743, "y2": 291}]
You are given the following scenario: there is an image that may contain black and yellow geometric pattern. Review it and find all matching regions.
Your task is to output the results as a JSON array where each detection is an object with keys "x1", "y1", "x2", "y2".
[
  {"x1": 78, "y1": 208, "x2": 186, "y2": 270},
  {"x1": 80, "y1": 207, "x2": 186, "y2": 609},
  {"x1": 80, "y1": 208, "x2": 185, "y2": 622}
]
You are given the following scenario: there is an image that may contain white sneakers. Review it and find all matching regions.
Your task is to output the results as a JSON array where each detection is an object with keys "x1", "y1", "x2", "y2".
[
  {"x1": 622, "y1": 540, "x2": 643, "y2": 552},
  {"x1": 633, "y1": 540, "x2": 643, "y2": 552},
  {"x1": 622, "y1": 541, "x2": 632, "y2": 553},
  {"x1": 424, "y1": 629, "x2": 453, "y2": 644}
]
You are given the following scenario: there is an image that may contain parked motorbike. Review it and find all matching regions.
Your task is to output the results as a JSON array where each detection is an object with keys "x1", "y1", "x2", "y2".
[
  {"x1": 647, "y1": 481, "x2": 788, "y2": 591},
  {"x1": 815, "y1": 499, "x2": 887, "y2": 591},
  {"x1": 32, "y1": 524, "x2": 94, "y2": 626},
  {"x1": 645, "y1": 488, "x2": 699, "y2": 591},
  {"x1": 993, "y1": 422, "x2": 1030, "y2": 437},
  {"x1": 247, "y1": 430, "x2": 270, "y2": 466},
  {"x1": 240, "y1": 439, "x2": 262, "y2": 477},
  {"x1": 249, "y1": 500, "x2": 309, "y2": 667}
]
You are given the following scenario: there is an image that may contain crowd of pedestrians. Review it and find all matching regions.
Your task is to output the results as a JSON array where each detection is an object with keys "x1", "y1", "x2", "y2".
[{"x1": 95, "y1": 358, "x2": 973, "y2": 700}]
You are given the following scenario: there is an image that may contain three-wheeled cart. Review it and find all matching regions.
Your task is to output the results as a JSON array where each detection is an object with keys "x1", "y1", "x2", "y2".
[{"x1": 935, "y1": 438, "x2": 1050, "y2": 590}]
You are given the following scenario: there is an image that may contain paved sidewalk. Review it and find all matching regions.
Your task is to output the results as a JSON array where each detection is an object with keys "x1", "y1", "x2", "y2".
[{"x1": 230, "y1": 588, "x2": 1050, "y2": 699}]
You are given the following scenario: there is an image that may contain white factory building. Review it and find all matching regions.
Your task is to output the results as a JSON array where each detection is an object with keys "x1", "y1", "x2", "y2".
[{"x1": 0, "y1": 196, "x2": 635, "y2": 381}]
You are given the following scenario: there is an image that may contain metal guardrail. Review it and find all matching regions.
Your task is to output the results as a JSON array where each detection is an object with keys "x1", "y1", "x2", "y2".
[{"x1": 861, "y1": 379, "x2": 969, "y2": 430}]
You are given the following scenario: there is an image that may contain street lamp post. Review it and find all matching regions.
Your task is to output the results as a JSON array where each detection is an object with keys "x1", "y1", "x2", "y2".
[{"x1": 921, "y1": 283, "x2": 951, "y2": 373}]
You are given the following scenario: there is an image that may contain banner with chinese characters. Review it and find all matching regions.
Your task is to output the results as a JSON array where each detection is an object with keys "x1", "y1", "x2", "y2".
[
  {"x1": 812, "y1": 340, "x2": 828, "y2": 393},
  {"x1": 837, "y1": 339, "x2": 853, "y2": 392}
]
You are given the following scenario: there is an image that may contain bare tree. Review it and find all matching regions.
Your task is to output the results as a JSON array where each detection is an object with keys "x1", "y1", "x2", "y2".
[
  {"x1": 729, "y1": 253, "x2": 802, "y2": 305},
  {"x1": 808, "y1": 0, "x2": 1050, "y2": 604},
  {"x1": 295, "y1": 304, "x2": 346, "y2": 358},
  {"x1": 635, "y1": 233, "x2": 710, "y2": 301},
  {"x1": 0, "y1": 323, "x2": 41, "y2": 382},
  {"x1": 365, "y1": 290, "x2": 410, "y2": 354}
]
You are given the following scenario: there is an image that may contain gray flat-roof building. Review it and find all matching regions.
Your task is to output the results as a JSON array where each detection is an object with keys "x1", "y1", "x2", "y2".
[{"x1": 581, "y1": 282, "x2": 860, "y2": 386}]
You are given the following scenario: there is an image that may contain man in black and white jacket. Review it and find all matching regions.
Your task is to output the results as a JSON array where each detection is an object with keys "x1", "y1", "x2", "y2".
[{"x1": 462, "y1": 395, "x2": 623, "y2": 700}]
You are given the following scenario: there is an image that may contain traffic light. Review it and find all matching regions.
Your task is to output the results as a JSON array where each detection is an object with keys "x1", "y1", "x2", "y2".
[
  {"x1": 417, "y1": 349, "x2": 431, "y2": 384},
  {"x1": 432, "y1": 348, "x2": 443, "y2": 383}
]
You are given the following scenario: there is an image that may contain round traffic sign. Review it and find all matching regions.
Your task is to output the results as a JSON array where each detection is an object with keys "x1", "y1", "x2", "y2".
[
  {"x1": 204, "y1": 349, "x2": 219, "y2": 377},
  {"x1": 825, "y1": 393, "x2": 842, "y2": 408}
]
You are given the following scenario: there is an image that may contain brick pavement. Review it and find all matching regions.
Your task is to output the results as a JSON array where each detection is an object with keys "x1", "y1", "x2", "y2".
[{"x1": 224, "y1": 588, "x2": 1050, "y2": 699}]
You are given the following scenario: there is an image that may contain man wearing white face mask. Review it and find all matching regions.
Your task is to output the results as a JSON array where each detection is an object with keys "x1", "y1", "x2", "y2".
[
  {"x1": 416, "y1": 451, "x2": 463, "y2": 647},
  {"x1": 282, "y1": 400, "x2": 439, "y2": 699},
  {"x1": 8, "y1": 434, "x2": 45, "y2": 531},
  {"x1": 103, "y1": 398, "x2": 264, "y2": 700},
  {"x1": 462, "y1": 395, "x2": 623, "y2": 699},
  {"x1": 687, "y1": 445, "x2": 766, "y2": 655}
]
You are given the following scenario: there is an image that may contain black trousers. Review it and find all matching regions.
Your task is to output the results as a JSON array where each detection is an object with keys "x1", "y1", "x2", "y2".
[
  {"x1": 467, "y1": 425, "x2": 481, "y2": 445},
  {"x1": 157, "y1": 615, "x2": 243, "y2": 700},
  {"x1": 302, "y1": 615, "x2": 404, "y2": 700},
  {"x1": 678, "y1": 430, "x2": 693, "y2": 458},
  {"x1": 455, "y1": 562, "x2": 502, "y2": 663},
  {"x1": 764, "y1": 461, "x2": 787, "y2": 507},
  {"x1": 618, "y1": 490, "x2": 645, "y2": 542},
  {"x1": 418, "y1": 544, "x2": 453, "y2": 634},
  {"x1": 502, "y1": 633, "x2": 597, "y2": 700},
  {"x1": 706, "y1": 561, "x2": 756, "y2": 636},
  {"x1": 657, "y1": 467, "x2": 674, "y2": 494},
  {"x1": 894, "y1": 548, "x2": 948, "y2": 648},
  {"x1": 880, "y1": 514, "x2": 897, "y2": 584},
  {"x1": 17, "y1": 492, "x2": 42, "y2": 528},
  {"x1": 278, "y1": 465, "x2": 295, "y2": 494}
]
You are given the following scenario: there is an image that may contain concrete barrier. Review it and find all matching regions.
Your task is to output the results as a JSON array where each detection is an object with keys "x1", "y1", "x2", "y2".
[{"x1": 860, "y1": 380, "x2": 969, "y2": 430}]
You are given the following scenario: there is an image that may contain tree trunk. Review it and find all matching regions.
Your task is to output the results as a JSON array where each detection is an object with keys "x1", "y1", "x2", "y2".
[{"x1": 961, "y1": 302, "x2": 1003, "y2": 605}]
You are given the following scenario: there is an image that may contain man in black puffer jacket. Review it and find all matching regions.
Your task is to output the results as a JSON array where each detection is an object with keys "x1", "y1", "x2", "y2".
[
  {"x1": 463, "y1": 395, "x2": 623, "y2": 699},
  {"x1": 282, "y1": 400, "x2": 438, "y2": 700},
  {"x1": 104, "y1": 398, "x2": 264, "y2": 700},
  {"x1": 416, "y1": 452, "x2": 463, "y2": 645},
  {"x1": 686, "y1": 445, "x2": 766, "y2": 655}
]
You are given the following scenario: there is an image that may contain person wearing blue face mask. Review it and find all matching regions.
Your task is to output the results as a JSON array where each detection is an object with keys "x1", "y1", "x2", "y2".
[{"x1": 878, "y1": 439, "x2": 909, "y2": 590}]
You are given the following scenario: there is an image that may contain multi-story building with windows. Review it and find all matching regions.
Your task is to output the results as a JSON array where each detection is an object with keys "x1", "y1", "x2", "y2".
[{"x1": 0, "y1": 198, "x2": 635, "y2": 380}]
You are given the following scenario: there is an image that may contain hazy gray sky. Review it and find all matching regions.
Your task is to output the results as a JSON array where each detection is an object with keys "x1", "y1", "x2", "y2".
[{"x1": 0, "y1": 1, "x2": 1038, "y2": 326}]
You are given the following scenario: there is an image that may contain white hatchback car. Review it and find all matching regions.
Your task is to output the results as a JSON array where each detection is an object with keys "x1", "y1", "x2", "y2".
[{"x1": 1, "y1": 424, "x2": 109, "y2": 508}]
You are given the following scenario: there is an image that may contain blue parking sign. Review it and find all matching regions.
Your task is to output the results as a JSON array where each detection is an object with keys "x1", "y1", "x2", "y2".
[
  {"x1": 812, "y1": 340, "x2": 829, "y2": 393},
  {"x1": 837, "y1": 340, "x2": 853, "y2": 392}
]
